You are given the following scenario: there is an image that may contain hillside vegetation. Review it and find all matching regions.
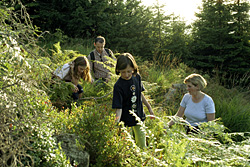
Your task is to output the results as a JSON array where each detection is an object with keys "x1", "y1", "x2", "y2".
[
  {"x1": 1, "y1": 1, "x2": 250, "y2": 166},
  {"x1": 1, "y1": 35, "x2": 250, "y2": 166}
]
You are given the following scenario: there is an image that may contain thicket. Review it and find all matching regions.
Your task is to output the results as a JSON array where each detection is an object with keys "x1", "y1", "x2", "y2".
[
  {"x1": 0, "y1": 1, "x2": 70, "y2": 166},
  {"x1": 1, "y1": 0, "x2": 250, "y2": 166}
]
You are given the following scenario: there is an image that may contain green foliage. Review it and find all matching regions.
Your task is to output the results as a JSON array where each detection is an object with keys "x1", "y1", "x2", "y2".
[
  {"x1": 24, "y1": 123, "x2": 70, "y2": 167},
  {"x1": 206, "y1": 83, "x2": 250, "y2": 132},
  {"x1": 190, "y1": 0, "x2": 250, "y2": 85},
  {"x1": 0, "y1": 73, "x2": 70, "y2": 166},
  {"x1": 0, "y1": 1, "x2": 73, "y2": 166},
  {"x1": 49, "y1": 103, "x2": 126, "y2": 166},
  {"x1": 1, "y1": 1, "x2": 250, "y2": 166},
  {"x1": 38, "y1": 30, "x2": 94, "y2": 58},
  {"x1": 139, "y1": 59, "x2": 188, "y2": 88},
  {"x1": 138, "y1": 58, "x2": 190, "y2": 106},
  {"x1": 49, "y1": 79, "x2": 74, "y2": 108},
  {"x1": 49, "y1": 101, "x2": 250, "y2": 166},
  {"x1": 60, "y1": 38, "x2": 93, "y2": 56}
]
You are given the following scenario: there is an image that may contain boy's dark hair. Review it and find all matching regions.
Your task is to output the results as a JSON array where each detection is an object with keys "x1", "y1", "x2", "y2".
[
  {"x1": 115, "y1": 53, "x2": 138, "y2": 75},
  {"x1": 95, "y1": 36, "x2": 105, "y2": 44}
]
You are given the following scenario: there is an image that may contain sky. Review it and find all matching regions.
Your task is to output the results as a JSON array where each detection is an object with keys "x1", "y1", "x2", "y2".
[{"x1": 141, "y1": 0, "x2": 203, "y2": 24}]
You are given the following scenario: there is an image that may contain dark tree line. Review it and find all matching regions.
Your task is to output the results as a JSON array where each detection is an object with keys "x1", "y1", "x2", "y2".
[
  {"x1": 190, "y1": 0, "x2": 250, "y2": 83},
  {"x1": 16, "y1": 0, "x2": 190, "y2": 60},
  {"x1": 15, "y1": 0, "x2": 250, "y2": 86}
]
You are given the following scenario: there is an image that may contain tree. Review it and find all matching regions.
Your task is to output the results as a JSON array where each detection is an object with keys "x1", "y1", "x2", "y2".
[
  {"x1": 19, "y1": 0, "x2": 95, "y2": 37},
  {"x1": 226, "y1": 0, "x2": 250, "y2": 75},
  {"x1": 190, "y1": 0, "x2": 233, "y2": 73},
  {"x1": 163, "y1": 17, "x2": 191, "y2": 64},
  {"x1": 190, "y1": 0, "x2": 250, "y2": 87},
  {"x1": 105, "y1": 0, "x2": 155, "y2": 59},
  {"x1": 190, "y1": 0, "x2": 250, "y2": 85},
  {"x1": 149, "y1": 1, "x2": 171, "y2": 62}
]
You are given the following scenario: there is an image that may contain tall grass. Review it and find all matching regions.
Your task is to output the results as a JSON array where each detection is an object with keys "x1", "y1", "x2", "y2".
[
  {"x1": 38, "y1": 30, "x2": 94, "y2": 57},
  {"x1": 206, "y1": 84, "x2": 250, "y2": 132},
  {"x1": 61, "y1": 38, "x2": 94, "y2": 56},
  {"x1": 138, "y1": 56, "x2": 190, "y2": 89}
]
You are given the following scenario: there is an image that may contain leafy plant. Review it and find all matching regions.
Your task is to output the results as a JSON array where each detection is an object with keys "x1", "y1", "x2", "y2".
[{"x1": 206, "y1": 83, "x2": 250, "y2": 132}]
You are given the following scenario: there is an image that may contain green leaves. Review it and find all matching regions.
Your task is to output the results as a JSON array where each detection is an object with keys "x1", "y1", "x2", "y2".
[{"x1": 190, "y1": 0, "x2": 250, "y2": 82}]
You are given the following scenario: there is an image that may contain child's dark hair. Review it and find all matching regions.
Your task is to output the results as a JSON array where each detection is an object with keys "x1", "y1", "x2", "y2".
[
  {"x1": 95, "y1": 36, "x2": 105, "y2": 44},
  {"x1": 115, "y1": 53, "x2": 139, "y2": 75}
]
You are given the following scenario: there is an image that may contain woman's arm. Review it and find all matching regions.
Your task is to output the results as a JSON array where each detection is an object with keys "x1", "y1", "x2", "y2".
[
  {"x1": 141, "y1": 93, "x2": 154, "y2": 115},
  {"x1": 207, "y1": 113, "x2": 215, "y2": 122},
  {"x1": 205, "y1": 96, "x2": 216, "y2": 122},
  {"x1": 168, "y1": 106, "x2": 185, "y2": 127},
  {"x1": 71, "y1": 75, "x2": 79, "y2": 86}
]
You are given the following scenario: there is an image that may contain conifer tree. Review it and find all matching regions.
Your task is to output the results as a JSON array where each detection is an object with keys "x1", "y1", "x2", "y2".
[
  {"x1": 164, "y1": 17, "x2": 191, "y2": 63},
  {"x1": 107, "y1": 0, "x2": 155, "y2": 58},
  {"x1": 191, "y1": 0, "x2": 232, "y2": 73},
  {"x1": 190, "y1": 0, "x2": 250, "y2": 84},
  {"x1": 226, "y1": 0, "x2": 250, "y2": 75},
  {"x1": 149, "y1": 1, "x2": 171, "y2": 61}
]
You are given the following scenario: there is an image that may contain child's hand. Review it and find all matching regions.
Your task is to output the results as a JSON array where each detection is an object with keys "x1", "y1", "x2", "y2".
[
  {"x1": 148, "y1": 115, "x2": 155, "y2": 120},
  {"x1": 72, "y1": 85, "x2": 79, "y2": 93}
]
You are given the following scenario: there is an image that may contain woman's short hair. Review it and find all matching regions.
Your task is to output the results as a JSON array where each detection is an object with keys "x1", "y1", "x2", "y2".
[
  {"x1": 115, "y1": 53, "x2": 138, "y2": 75},
  {"x1": 184, "y1": 73, "x2": 207, "y2": 90}
]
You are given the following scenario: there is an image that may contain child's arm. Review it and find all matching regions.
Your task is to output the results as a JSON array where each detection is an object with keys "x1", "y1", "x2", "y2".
[
  {"x1": 115, "y1": 109, "x2": 122, "y2": 123},
  {"x1": 141, "y1": 93, "x2": 154, "y2": 116}
]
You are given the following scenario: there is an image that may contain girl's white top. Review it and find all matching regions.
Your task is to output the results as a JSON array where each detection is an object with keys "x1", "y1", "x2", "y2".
[{"x1": 53, "y1": 63, "x2": 70, "y2": 79}]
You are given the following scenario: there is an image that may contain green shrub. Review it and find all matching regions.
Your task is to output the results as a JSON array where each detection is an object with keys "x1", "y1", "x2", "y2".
[
  {"x1": 49, "y1": 97, "x2": 250, "y2": 166},
  {"x1": 206, "y1": 84, "x2": 250, "y2": 132},
  {"x1": 49, "y1": 79, "x2": 75, "y2": 109},
  {"x1": 24, "y1": 123, "x2": 70, "y2": 167},
  {"x1": 0, "y1": 80, "x2": 70, "y2": 166}
]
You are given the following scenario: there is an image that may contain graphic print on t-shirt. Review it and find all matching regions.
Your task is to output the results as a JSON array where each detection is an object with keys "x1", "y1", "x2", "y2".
[{"x1": 130, "y1": 84, "x2": 137, "y2": 111}]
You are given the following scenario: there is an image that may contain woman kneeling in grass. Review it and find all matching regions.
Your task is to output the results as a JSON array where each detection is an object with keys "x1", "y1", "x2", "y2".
[{"x1": 168, "y1": 73, "x2": 215, "y2": 134}]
